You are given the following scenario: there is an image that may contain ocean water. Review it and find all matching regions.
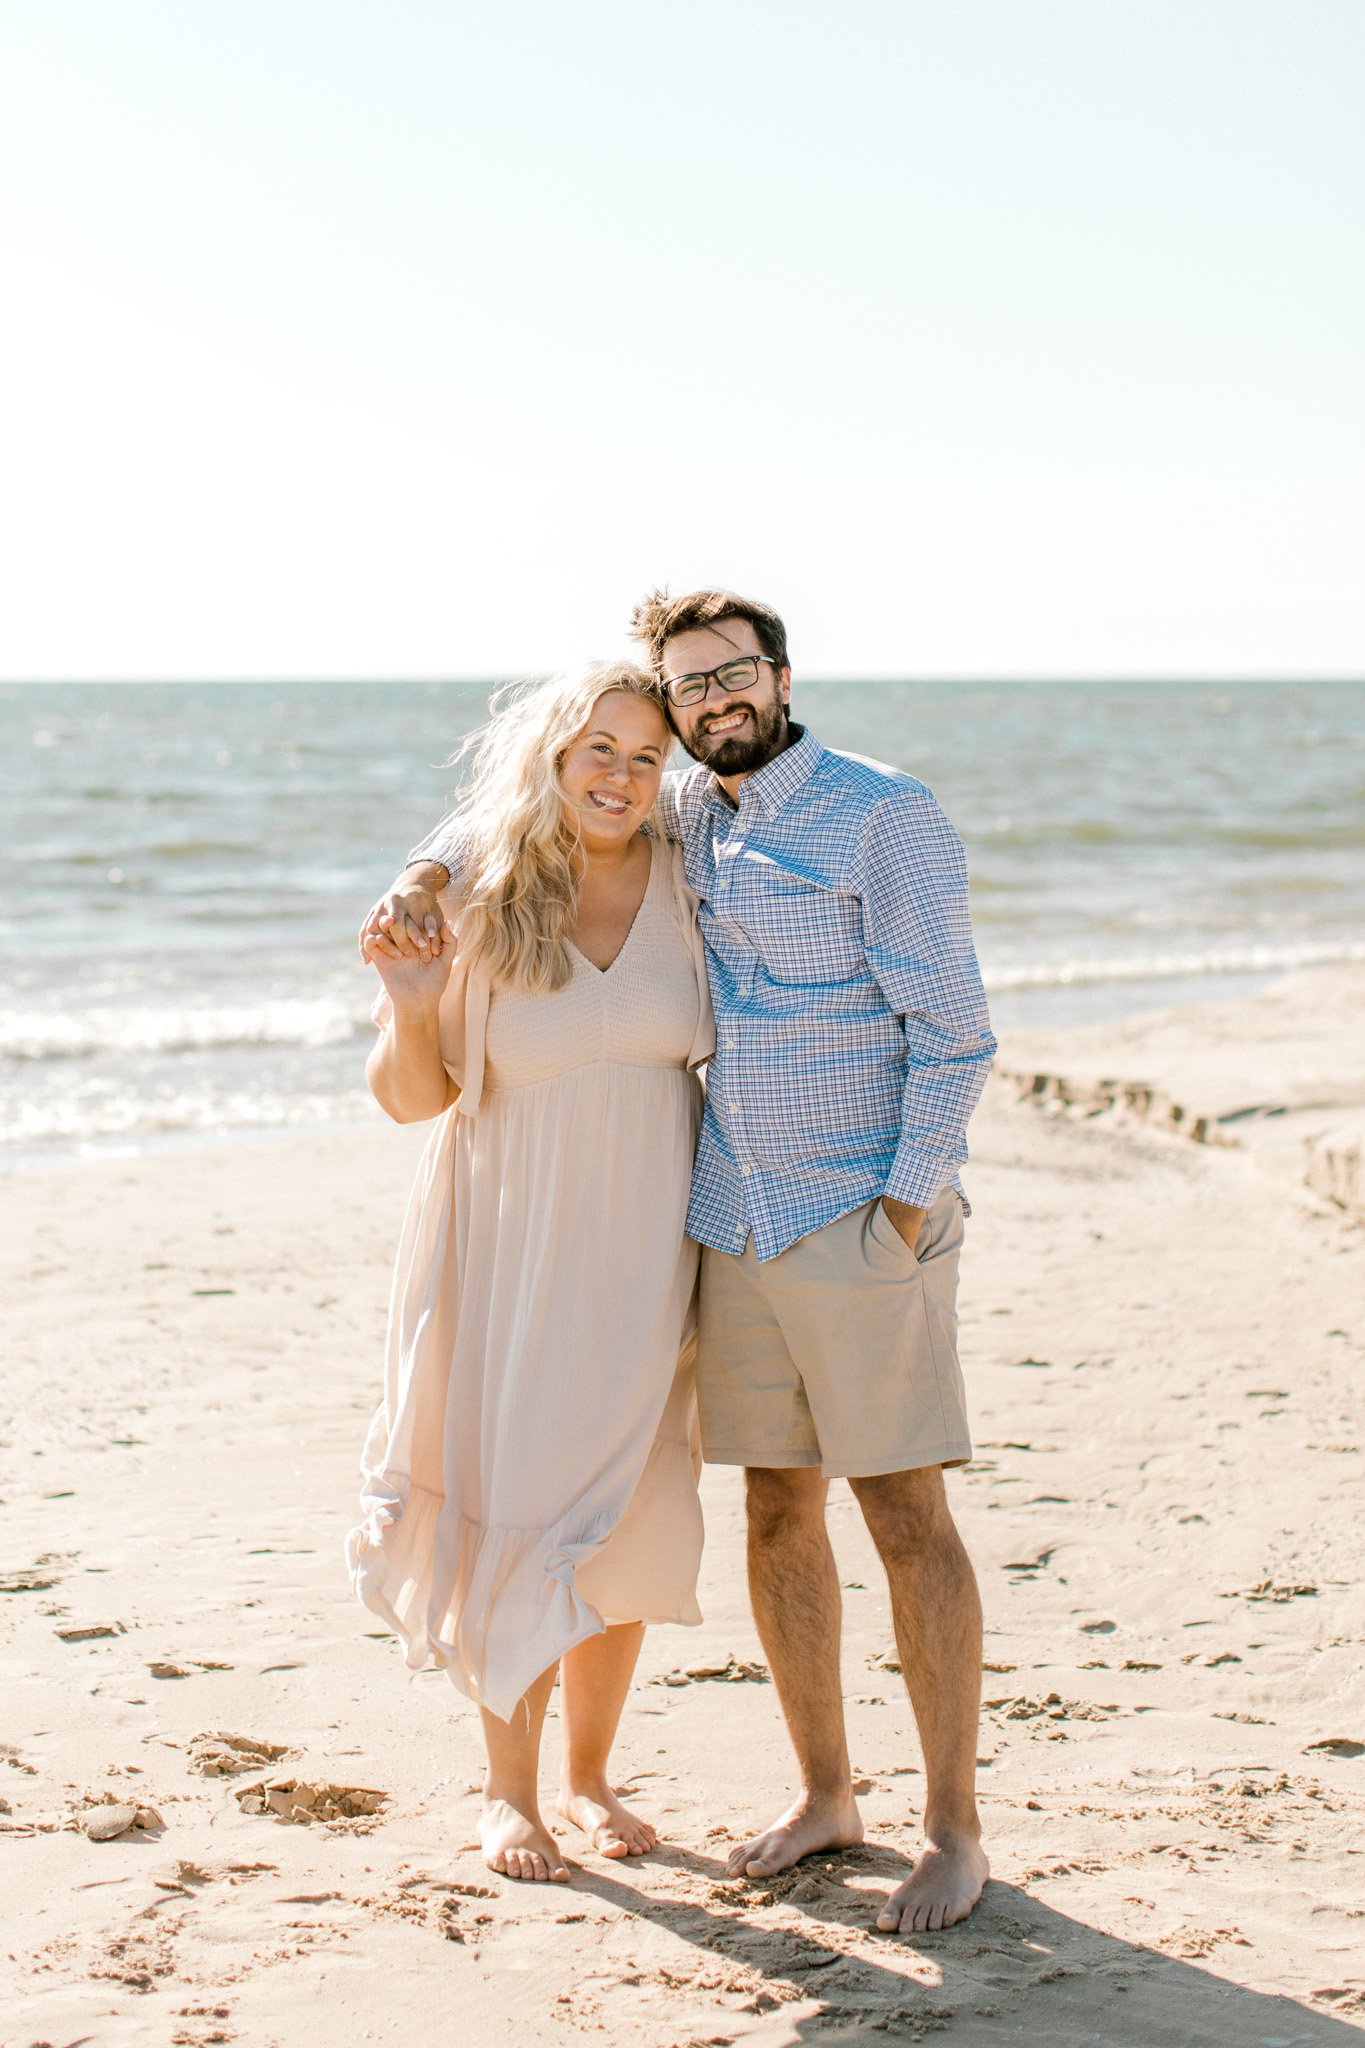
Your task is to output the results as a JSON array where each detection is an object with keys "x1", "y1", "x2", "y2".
[{"x1": 2, "y1": 679, "x2": 1362, "y2": 1167}]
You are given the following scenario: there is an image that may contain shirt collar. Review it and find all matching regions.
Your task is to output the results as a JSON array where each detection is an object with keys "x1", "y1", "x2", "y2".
[{"x1": 700, "y1": 723, "x2": 823, "y2": 819}]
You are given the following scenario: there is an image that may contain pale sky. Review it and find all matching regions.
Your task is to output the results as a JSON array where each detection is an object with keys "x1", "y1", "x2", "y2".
[{"x1": 2, "y1": 0, "x2": 1362, "y2": 680}]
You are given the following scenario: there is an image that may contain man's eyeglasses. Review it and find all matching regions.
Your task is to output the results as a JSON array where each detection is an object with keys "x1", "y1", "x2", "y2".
[{"x1": 662, "y1": 655, "x2": 778, "y2": 708}]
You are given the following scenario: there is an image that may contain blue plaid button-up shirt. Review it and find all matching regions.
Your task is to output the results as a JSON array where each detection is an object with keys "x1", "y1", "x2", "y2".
[
  {"x1": 652, "y1": 726, "x2": 995, "y2": 1261},
  {"x1": 411, "y1": 724, "x2": 995, "y2": 1263}
]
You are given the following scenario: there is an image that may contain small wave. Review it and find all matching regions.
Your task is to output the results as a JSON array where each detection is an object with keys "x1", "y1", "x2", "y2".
[
  {"x1": 982, "y1": 938, "x2": 1365, "y2": 994},
  {"x1": 0, "y1": 996, "x2": 367, "y2": 1061},
  {"x1": 0, "y1": 1085, "x2": 376, "y2": 1148}
]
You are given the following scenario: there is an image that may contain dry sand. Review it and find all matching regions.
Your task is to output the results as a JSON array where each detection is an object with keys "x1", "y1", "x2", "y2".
[{"x1": 2, "y1": 966, "x2": 1362, "y2": 2047}]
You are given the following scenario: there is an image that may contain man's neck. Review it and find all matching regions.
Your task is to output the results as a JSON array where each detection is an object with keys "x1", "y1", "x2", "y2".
[{"x1": 715, "y1": 720, "x2": 803, "y2": 808}]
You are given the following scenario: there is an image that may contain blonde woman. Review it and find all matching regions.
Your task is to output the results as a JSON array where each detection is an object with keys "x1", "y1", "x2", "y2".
[{"x1": 348, "y1": 662, "x2": 712, "y2": 1884}]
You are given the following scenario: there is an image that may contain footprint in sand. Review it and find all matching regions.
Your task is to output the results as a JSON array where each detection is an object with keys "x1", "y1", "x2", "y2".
[
  {"x1": 656, "y1": 1656, "x2": 769, "y2": 1687},
  {"x1": 987, "y1": 1692, "x2": 1120, "y2": 1723},
  {"x1": 187, "y1": 1732, "x2": 295, "y2": 1777},
  {"x1": 0, "y1": 1556, "x2": 68, "y2": 1592}
]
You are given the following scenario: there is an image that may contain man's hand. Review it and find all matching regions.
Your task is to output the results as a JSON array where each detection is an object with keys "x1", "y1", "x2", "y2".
[
  {"x1": 880, "y1": 1196, "x2": 927, "y2": 1256},
  {"x1": 358, "y1": 861, "x2": 450, "y2": 965}
]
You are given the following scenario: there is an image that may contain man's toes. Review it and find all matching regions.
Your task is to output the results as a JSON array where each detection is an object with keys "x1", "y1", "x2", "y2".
[
  {"x1": 877, "y1": 1885, "x2": 914, "y2": 1931},
  {"x1": 600, "y1": 1833, "x2": 629, "y2": 1860}
]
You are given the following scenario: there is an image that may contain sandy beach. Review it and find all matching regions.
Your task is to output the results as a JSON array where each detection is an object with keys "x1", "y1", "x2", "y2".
[{"x1": 2, "y1": 965, "x2": 1362, "y2": 2048}]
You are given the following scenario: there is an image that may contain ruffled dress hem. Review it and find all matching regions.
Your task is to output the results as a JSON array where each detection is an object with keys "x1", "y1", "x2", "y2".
[{"x1": 347, "y1": 1436, "x2": 701, "y2": 1723}]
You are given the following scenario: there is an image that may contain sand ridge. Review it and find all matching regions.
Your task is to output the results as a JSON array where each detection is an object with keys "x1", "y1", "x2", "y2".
[{"x1": 1, "y1": 969, "x2": 1362, "y2": 2045}]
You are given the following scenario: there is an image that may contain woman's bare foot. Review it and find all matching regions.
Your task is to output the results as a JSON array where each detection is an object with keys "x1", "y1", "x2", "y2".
[
  {"x1": 558, "y1": 1780, "x2": 657, "y2": 1859},
  {"x1": 876, "y1": 1829, "x2": 988, "y2": 1933},
  {"x1": 725, "y1": 1788, "x2": 864, "y2": 1879},
  {"x1": 480, "y1": 1794, "x2": 570, "y2": 1883}
]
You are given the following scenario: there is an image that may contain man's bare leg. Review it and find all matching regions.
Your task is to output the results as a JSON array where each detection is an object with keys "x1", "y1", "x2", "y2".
[
  {"x1": 850, "y1": 1464, "x2": 988, "y2": 1932},
  {"x1": 557, "y1": 1621, "x2": 657, "y2": 1858},
  {"x1": 726, "y1": 1466, "x2": 864, "y2": 1878}
]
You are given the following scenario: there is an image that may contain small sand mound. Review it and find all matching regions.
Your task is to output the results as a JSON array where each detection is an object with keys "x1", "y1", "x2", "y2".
[
  {"x1": 234, "y1": 1776, "x2": 388, "y2": 1826},
  {"x1": 79, "y1": 1796, "x2": 164, "y2": 1840},
  {"x1": 655, "y1": 1655, "x2": 769, "y2": 1687}
]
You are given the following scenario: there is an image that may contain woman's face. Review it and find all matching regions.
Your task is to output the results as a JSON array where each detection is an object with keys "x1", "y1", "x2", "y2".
[{"x1": 560, "y1": 691, "x2": 668, "y2": 851}]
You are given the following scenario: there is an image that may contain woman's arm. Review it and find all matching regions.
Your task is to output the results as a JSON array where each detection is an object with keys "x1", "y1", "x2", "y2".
[{"x1": 363, "y1": 934, "x2": 461, "y2": 1123}]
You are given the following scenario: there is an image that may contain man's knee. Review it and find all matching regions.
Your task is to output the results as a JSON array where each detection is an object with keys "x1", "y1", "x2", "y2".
[
  {"x1": 744, "y1": 1465, "x2": 828, "y2": 1544},
  {"x1": 850, "y1": 1464, "x2": 954, "y2": 1554}
]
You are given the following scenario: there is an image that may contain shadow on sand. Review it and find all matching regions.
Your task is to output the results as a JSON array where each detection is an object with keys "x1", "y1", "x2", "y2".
[{"x1": 572, "y1": 1842, "x2": 1353, "y2": 2047}]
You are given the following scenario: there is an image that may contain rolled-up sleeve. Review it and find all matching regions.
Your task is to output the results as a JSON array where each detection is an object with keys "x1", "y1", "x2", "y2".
[
  {"x1": 407, "y1": 814, "x2": 468, "y2": 876},
  {"x1": 856, "y1": 790, "x2": 996, "y2": 1210}
]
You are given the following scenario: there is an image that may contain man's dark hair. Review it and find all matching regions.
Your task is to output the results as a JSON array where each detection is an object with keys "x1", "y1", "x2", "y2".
[{"x1": 629, "y1": 587, "x2": 790, "y2": 678}]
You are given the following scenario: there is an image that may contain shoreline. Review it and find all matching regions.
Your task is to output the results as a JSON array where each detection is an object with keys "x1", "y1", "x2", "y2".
[{"x1": 6, "y1": 957, "x2": 1356, "y2": 1179}]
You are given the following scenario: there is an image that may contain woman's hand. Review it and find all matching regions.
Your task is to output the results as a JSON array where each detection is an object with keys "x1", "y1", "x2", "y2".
[
  {"x1": 363, "y1": 920, "x2": 458, "y2": 1008},
  {"x1": 358, "y1": 861, "x2": 451, "y2": 965},
  {"x1": 363, "y1": 920, "x2": 462, "y2": 1123}
]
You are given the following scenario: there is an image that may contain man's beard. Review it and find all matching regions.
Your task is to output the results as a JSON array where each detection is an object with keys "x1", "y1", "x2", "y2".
[{"x1": 679, "y1": 694, "x2": 790, "y2": 777}]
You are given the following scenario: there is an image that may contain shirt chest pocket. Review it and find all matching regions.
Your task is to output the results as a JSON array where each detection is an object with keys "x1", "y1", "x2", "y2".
[{"x1": 729, "y1": 859, "x2": 865, "y2": 986}]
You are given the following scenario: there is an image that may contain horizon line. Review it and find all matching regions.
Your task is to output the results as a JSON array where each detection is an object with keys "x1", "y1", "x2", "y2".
[{"x1": 4, "y1": 672, "x2": 1364, "y2": 689}]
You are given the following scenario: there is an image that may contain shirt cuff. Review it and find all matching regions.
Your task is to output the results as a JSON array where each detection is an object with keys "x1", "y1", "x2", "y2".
[{"x1": 883, "y1": 1149, "x2": 956, "y2": 1211}]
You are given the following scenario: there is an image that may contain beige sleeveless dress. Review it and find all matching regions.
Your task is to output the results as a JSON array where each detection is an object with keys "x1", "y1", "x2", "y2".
[{"x1": 348, "y1": 836, "x2": 713, "y2": 1722}]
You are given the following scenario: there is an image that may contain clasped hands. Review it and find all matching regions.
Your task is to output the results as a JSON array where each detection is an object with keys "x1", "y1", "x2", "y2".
[{"x1": 358, "y1": 862, "x2": 452, "y2": 967}]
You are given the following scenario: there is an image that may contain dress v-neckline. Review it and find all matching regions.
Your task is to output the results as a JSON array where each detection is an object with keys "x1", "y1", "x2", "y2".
[{"x1": 569, "y1": 838, "x2": 657, "y2": 977}]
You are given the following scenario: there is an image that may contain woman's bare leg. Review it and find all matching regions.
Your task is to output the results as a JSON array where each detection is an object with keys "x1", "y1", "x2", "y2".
[
  {"x1": 479, "y1": 1662, "x2": 569, "y2": 1882},
  {"x1": 557, "y1": 1622, "x2": 656, "y2": 1858}
]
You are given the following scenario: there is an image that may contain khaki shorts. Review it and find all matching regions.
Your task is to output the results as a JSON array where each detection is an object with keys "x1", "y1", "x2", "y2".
[{"x1": 695, "y1": 1187, "x2": 970, "y2": 1479}]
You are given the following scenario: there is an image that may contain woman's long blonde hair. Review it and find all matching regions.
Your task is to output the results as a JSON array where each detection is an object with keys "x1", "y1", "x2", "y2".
[{"x1": 448, "y1": 660, "x2": 668, "y2": 995}]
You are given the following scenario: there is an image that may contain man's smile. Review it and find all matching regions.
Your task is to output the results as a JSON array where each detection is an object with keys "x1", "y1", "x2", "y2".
[{"x1": 700, "y1": 706, "x2": 751, "y2": 738}]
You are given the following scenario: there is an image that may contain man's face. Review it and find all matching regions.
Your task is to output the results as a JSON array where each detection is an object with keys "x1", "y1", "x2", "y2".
[{"x1": 660, "y1": 617, "x2": 792, "y2": 779}]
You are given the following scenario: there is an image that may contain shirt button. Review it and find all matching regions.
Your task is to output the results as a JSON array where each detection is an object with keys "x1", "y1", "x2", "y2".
[{"x1": 740, "y1": 1165, "x2": 752, "y2": 1177}]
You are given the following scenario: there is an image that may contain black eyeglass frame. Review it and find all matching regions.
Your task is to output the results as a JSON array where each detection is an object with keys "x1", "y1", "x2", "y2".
[{"x1": 661, "y1": 654, "x2": 780, "y2": 708}]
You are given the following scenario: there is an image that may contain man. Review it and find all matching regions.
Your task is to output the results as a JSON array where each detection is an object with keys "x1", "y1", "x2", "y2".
[{"x1": 364, "y1": 590, "x2": 996, "y2": 1932}]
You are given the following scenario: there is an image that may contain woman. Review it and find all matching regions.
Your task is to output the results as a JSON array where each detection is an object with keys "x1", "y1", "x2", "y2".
[{"x1": 348, "y1": 661, "x2": 712, "y2": 1886}]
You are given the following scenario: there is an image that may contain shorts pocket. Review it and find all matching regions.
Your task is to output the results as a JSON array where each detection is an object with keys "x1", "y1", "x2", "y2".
[{"x1": 864, "y1": 1198, "x2": 921, "y2": 1269}]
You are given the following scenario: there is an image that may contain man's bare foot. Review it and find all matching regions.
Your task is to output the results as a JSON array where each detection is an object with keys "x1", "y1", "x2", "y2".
[
  {"x1": 480, "y1": 1795, "x2": 570, "y2": 1883},
  {"x1": 876, "y1": 1829, "x2": 989, "y2": 1933},
  {"x1": 557, "y1": 1781, "x2": 657, "y2": 1860},
  {"x1": 725, "y1": 1789, "x2": 864, "y2": 1879}
]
